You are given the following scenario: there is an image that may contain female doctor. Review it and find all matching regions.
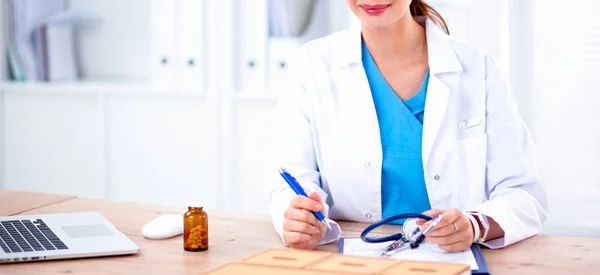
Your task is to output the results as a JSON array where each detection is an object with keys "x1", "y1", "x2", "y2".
[{"x1": 264, "y1": 0, "x2": 548, "y2": 252}]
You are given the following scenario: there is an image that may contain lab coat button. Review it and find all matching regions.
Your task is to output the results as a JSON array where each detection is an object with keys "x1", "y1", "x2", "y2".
[
  {"x1": 434, "y1": 175, "x2": 440, "y2": 180},
  {"x1": 364, "y1": 162, "x2": 371, "y2": 168},
  {"x1": 365, "y1": 213, "x2": 372, "y2": 219}
]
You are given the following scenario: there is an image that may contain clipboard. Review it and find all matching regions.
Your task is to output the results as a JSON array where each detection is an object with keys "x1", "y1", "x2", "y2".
[{"x1": 338, "y1": 238, "x2": 490, "y2": 275}]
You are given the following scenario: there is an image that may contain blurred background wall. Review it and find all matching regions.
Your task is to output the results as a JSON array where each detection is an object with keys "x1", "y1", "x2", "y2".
[{"x1": 0, "y1": 0, "x2": 598, "y2": 238}]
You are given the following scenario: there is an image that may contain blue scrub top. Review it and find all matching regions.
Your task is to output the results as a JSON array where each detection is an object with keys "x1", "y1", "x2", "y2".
[{"x1": 361, "y1": 39, "x2": 432, "y2": 224}]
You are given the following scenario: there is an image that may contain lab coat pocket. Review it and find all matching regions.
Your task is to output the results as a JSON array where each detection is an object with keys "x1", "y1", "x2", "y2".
[{"x1": 454, "y1": 134, "x2": 487, "y2": 208}]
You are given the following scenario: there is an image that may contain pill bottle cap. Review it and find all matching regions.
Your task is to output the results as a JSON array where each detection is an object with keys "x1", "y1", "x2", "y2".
[{"x1": 188, "y1": 202, "x2": 203, "y2": 209}]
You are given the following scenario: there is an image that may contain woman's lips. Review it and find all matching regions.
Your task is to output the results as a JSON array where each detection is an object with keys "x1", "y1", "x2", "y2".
[{"x1": 359, "y1": 4, "x2": 390, "y2": 15}]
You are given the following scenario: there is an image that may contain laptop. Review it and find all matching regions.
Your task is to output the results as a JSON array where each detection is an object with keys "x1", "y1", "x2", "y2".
[{"x1": 0, "y1": 212, "x2": 139, "y2": 263}]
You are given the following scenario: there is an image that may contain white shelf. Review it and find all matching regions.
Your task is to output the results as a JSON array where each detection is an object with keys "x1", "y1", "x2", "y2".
[
  {"x1": 230, "y1": 92, "x2": 279, "y2": 103},
  {"x1": 0, "y1": 82, "x2": 209, "y2": 98},
  {"x1": 0, "y1": 0, "x2": 353, "y2": 216}
]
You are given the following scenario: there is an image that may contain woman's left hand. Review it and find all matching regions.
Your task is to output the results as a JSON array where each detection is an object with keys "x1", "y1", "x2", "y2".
[{"x1": 416, "y1": 208, "x2": 475, "y2": 252}]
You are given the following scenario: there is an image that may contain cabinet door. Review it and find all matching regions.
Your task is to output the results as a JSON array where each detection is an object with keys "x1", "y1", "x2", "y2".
[
  {"x1": 3, "y1": 92, "x2": 104, "y2": 198},
  {"x1": 66, "y1": 0, "x2": 206, "y2": 92},
  {"x1": 231, "y1": 101, "x2": 277, "y2": 214},
  {"x1": 107, "y1": 96, "x2": 218, "y2": 209}
]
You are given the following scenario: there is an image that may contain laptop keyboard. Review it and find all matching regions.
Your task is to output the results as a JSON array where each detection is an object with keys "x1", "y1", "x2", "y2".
[{"x1": 0, "y1": 219, "x2": 68, "y2": 253}]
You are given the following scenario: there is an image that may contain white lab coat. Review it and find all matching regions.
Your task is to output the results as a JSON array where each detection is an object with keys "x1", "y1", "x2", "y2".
[{"x1": 264, "y1": 18, "x2": 548, "y2": 249}]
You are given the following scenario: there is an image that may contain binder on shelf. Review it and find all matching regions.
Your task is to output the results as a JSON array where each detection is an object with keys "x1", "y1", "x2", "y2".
[
  {"x1": 267, "y1": 0, "x2": 288, "y2": 37},
  {"x1": 266, "y1": 0, "x2": 316, "y2": 95},
  {"x1": 267, "y1": 37, "x2": 300, "y2": 95},
  {"x1": 9, "y1": 0, "x2": 38, "y2": 82},
  {"x1": 150, "y1": 0, "x2": 176, "y2": 89},
  {"x1": 44, "y1": 22, "x2": 77, "y2": 81},
  {"x1": 6, "y1": 0, "x2": 66, "y2": 82},
  {"x1": 0, "y1": 0, "x2": 8, "y2": 81},
  {"x1": 238, "y1": 0, "x2": 268, "y2": 93},
  {"x1": 269, "y1": 0, "x2": 316, "y2": 37},
  {"x1": 174, "y1": 0, "x2": 204, "y2": 93},
  {"x1": 5, "y1": 0, "x2": 101, "y2": 83},
  {"x1": 43, "y1": 11, "x2": 101, "y2": 82}
]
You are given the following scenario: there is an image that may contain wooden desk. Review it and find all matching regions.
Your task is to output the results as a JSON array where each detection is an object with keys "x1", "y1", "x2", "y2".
[
  {"x1": 0, "y1": 189, "x2": 76, "y2": 216},
  {"x1": 2, "y1": 196, "x2": 599, "y2": 275}
]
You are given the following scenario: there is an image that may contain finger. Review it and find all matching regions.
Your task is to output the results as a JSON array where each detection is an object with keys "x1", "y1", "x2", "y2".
[
  {"x1": 424, "y1": 223, "x2": 456, "y2": 237},
  {"x1": 426, "y1": 228, "x2": 471, "y2": 246},
  {"x1": 422, "y1": 208, "x2": 444, "y2": 217},
  {"x1": 290, "y1": 195, "x2": 322, "y2": 212},
  {"x1": 416, "y1": 208, "x2": 444, "y2": 225},
  {"x1": 308, "y1": 192, "x2": 324, "y2": 206},
  {"x1": 284, "y1": 208, "x2": 319, "y2": 226},
  {"x1": 317, "y1": 220, "x2": 327, "y2": 233},
  {"x1": 425, "y1": 214, "x2": 471, "y2": 238},
  {"x1": 282, "y1": 231, "x2": 311, "y2": 245},
  {"x1": 283, "y1": 219, "x2": 320, "y2": 236},
  {"x1": 423, "y1": 208, "x2": 461, "y2": 229}
]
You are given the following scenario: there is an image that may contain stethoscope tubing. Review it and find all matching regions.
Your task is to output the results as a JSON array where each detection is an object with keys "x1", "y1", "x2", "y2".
[{"x1": 360, "y1": 213, "x2": 432, "y2": 243}]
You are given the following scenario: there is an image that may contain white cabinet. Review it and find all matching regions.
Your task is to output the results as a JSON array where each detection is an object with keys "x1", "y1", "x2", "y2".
[
  {"x1": 2, "y1": 91, "x2": 104, "y2": 198},
  {"x1": 0, "y1": 0, "x2": 215, "y2": 208},
  {"x1": 230, "y1": 0, "x2": 355, "y2": 96},
  {"x1": 107, "y1": 96, "x2": 218, "y2": 208},
  {"x1": 0, "y1": 83, "x2": 220, "y2": 209},
  {"x1": 0, "y1": 0, "x2": 209, "y2": 91},
  {"x1": 230, "y1": 101, "x2": 277, "y2": 214},
  {"x1": 219, "y1": 0, "x2": 356, "y2": 214},
  {"x1": 0, "y1": 0, "x2": 482, "y2": 215}
]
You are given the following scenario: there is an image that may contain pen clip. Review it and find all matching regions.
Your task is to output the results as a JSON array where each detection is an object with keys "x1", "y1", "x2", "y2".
[
  {"x1": 421, "y1": 214, "x2": 443, "y2": 236},
  {"x1": 457, "y1": 116, "x2": 484, "y2": 129}
]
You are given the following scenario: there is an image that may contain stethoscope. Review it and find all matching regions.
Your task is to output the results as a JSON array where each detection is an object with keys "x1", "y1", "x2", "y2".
[{"x1": 360, "y1": 213, "x2": 443, "y2": 256}]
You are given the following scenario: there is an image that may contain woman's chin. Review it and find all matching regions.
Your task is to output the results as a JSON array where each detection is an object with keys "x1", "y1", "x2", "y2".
[{"x1": 361, "y1": 19, "x2": 399, "y2": 31}]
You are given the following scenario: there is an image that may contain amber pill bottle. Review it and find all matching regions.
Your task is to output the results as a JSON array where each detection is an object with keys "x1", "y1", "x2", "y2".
[{"x1": 183, "y1": 202, "x2": 208, "y2": 252}]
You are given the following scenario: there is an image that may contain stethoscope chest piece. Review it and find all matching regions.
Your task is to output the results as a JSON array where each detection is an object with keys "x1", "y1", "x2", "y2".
[{"x1": 401, "y1": 218, "x2": 421, "y2": 238}]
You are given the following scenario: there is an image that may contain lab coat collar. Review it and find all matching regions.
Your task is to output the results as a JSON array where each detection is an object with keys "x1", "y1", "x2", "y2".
[
  {"x1": 331, "y1": 16, "x2": 460, "y2": 174},
  {"x1": 332, "y1": 17, "x2": 463, "y2": 75}
]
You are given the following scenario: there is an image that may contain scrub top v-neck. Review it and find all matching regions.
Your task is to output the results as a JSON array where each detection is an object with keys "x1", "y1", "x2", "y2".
[{"x1": 361, "y1": 39, "x2": 432, "y2": 223}]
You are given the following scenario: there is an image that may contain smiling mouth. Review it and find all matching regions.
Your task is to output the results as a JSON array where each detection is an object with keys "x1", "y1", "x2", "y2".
[{"x1": 359, "y1": 4, "x2": 390, "y2": 15}]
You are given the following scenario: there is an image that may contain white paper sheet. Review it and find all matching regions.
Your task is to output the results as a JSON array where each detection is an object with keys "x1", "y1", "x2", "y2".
[{"x1": 340, "y1": 238, "x2": 479, "y2": 270}]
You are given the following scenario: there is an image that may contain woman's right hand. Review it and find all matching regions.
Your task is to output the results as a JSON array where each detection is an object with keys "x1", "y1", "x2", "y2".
[{"x1": 282, "y1": 192, "x2": 328, "y2": 250}]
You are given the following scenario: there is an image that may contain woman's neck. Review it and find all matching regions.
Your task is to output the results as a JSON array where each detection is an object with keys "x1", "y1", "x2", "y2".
[{"x1": 361, "y1": 15, "x2": 427, "y2": 63}]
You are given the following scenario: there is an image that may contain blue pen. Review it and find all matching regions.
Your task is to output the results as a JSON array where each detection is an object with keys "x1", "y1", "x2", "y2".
[{"x1": 279, "y1": 168, "x2": 332, "y2": 230}]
